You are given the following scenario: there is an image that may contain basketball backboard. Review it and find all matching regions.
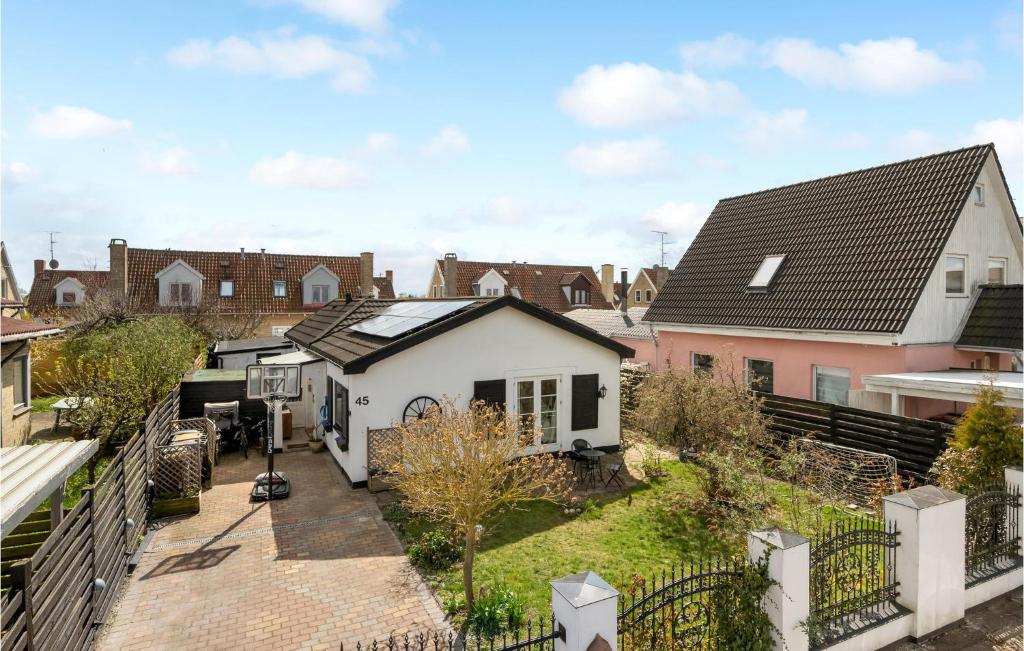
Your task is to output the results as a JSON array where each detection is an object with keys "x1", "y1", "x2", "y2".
[{"x1": 246, "y1": 364, "x2": 301, "y2": 400}]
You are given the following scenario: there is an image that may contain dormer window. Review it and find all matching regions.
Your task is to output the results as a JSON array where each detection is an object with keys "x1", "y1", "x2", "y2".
[
  {"x1": 311, "y1": 284, "x2": 329, "y2": 303},
  {"x1": 747, "y1": 254, "x2": 786, "y2": 292},
  {"x1": 168, "y1": 282, "x2": 194, "y2": 305},
  {"x1": 220, "y1": 280, "x2": 234, "y2": 297},
  {"x1": 273, "y1": 281, "x2": 287, "y2": 298},
  {"x1": 973, "y1": 184, "x2": 984, "y2": 206},
  {"x1": 62, "y1": 292, "x2": 76, "y2": 304},
  {"x1": 573, "y1": 289, "x2": 590, "y2": 305}
]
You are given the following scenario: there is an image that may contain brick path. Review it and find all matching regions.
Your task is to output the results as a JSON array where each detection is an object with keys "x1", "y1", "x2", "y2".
[
  {"x1": 96, "y1": 450, "x2": 445, "y2": 651},
  {"x1": 884, "y1": 589, "x2": 1022, "y2": 651}
]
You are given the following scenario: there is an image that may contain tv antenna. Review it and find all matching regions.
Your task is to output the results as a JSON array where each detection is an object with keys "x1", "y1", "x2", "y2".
[
  {"x1": 36, "y1": 231, "x2": 61, "y2": 269},
  {"x1": 651, "y1": 230, "x2": 669, "y2": 267}
]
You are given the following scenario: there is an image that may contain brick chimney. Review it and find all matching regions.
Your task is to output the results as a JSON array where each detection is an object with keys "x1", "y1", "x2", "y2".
[
  {"x1": 108, "y1": 239, "x2": 128, "y2": 296},
  {"x1": 34, "y1": 259, "x2": 45, "y2": 277},
  {"x1": 359, "y1": 252, "x2": 373, "y2": 297},
  {"x1": 443, "y1": 253, "x2": 458, "y2": 298},
  {"x1": 385, "y1": 270, "x2": 393, "y2": 284},
  {"x1": 654, "y1": 264, "x2": 669, "y2": 290},
  {"x1": 620, "y1": 269, "x2": 628, "y2": 313},
  {"x1": 600, "y1": 264, "x2": 614, "y2": 303}
]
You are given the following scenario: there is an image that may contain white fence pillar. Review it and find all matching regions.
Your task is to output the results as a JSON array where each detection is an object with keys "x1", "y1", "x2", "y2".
[
  {"x1": 883, "y1": 485, "x2": 966, "y2": 639},
  {"x1": 748, "y1": 527, "x2": 810, "y2": 651},
  {"x1": 551, "y1": 571, "x2": 619, "y2": 651}
]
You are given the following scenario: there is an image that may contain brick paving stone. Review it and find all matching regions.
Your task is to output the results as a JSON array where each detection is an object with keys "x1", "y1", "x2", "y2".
[
  {"x1": 95, "y1": 450, "x2": 446, "y2": 651},
  {"x1": 883, "y1": 589, "x2": 1022, "y2": 651}
]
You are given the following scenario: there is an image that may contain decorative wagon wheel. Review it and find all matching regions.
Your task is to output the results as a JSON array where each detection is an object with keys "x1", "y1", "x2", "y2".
[{"x1": 403, "y1": 396, "x2": 440, "y2": 423}]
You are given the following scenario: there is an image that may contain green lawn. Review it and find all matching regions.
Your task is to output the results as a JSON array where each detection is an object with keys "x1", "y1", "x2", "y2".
[
  {"x1": 395, "y1": 459, "x2": 847, "y2": 616},
  {"x1": 30, "y1": 396, "x2": 59, "y2": 412}
]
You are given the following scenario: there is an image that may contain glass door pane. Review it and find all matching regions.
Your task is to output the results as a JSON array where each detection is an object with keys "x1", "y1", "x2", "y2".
[
  {"x1": 539, "y1": 378, "x2": 558, "y2": 444},
  {"x1": 517, "y1": 380, "x2": 535, "y2": 435}
]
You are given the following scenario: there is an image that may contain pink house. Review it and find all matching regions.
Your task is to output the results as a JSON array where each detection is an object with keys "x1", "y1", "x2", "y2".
[{"x1": 643, "y1": 144, "x2": 1023, "y2": 419}]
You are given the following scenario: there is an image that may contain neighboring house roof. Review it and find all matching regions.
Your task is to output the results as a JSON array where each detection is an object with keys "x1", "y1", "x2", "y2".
[
  {"x1": 0, "y1": 316, "x2": 63, "y2": 342},
  {"x1": 26, "y1": 270, "x2": 110, "y2": 314},
  {"x1": 646, "y1": 144, "x2": 1016, "y2": 334},
  {"x1": 1, "y1": 242, "x2": 23, "y2": 304},
  {"x1": 563, "y1": 308, "x2": 654, "y2": 340},
  {"x1": 437, "y1": 260, "x2": 612, "y2": 312},
  {"x1": 1, "y1": 297, "x2": 24, "y2": 307},
  {"x1": 956, "y1": 284, "x2": 1023, "y2": 352},
  {"x1": 372, "y1": 275, "x2": 394, "y2": 299},
  {"x1": 213, "y1": 336, "x2": 295, "y2": 355},
  {"x1": 288, "y1": 295, "x2": 634, "y2": 373}
]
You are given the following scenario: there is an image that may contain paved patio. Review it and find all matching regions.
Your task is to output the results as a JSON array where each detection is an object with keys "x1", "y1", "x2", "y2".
[
  {"x1": 884, "y1": 589, "x2": 1022, "y2": 651},
  {"x1": 96, "y1": 450, "x2": 445, "y2": 651}
]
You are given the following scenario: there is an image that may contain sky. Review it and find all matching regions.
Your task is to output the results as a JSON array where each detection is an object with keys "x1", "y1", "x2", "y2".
[{"x1": 2, "y1": 1, "x2": 1022, "y2": 296}]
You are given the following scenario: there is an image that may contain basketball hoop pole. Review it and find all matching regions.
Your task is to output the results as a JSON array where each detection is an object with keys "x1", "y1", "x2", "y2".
[
  {"x1": 246, "y1": 363, "x2": 300, "y2": 501},
  {"x1": 263, "y1": 394, "x2": 286, "y2": 499}
]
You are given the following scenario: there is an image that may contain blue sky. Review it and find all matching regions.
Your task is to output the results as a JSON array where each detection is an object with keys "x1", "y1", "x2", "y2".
[{"x1": 3, "y1": 1, "x2": 1021, "y2": 296}]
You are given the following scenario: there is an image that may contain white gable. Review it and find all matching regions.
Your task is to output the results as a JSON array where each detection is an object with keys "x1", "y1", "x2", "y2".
[
  {"x1": 475, "y1": 268, "x2": 507, "y2": 296},
  {"x1": 155, "y1": 259, "x2": 204, "y2": 306},
  {"x1": 54, "y1": 277, "x2": 87, "y2": 305},
  {"x1": 301, "y1": 263, "x2": 340, "y2": 283},
  {"x1": 154, "y1": 259, "x2": 205, "y2": 280}
]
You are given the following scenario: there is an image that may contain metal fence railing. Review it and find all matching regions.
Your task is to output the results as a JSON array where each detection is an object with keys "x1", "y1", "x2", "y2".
[{"x1": 965, "y1": 483, "x2": 1022, "y2": 587}]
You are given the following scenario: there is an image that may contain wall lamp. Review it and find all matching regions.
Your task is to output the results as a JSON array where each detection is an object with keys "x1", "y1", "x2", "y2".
[{"x1": 597, "y1": 384, "x2": 607, "y2": 399}]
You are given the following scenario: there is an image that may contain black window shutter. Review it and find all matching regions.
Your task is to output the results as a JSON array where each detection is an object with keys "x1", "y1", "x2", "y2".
[
  {"x1": 473, "y1": 379, "x2": 507, "y2": 414},
  {"x1": 325, "y1": 376, "x2": 335, "y2": 431},
  {"x1": 572, "y1": 374, "x2": 599, "y2": 431}
]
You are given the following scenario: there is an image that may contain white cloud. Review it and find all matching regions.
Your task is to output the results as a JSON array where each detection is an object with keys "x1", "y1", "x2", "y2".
[
  {"x1": 557, "y1": 63, "x2": 745, "y2": 128},
  {"x1": 3, "y1": 162, "x2": 36, "y2": 186},
  {"x1": 421, "y1": 125, "x2": 469, "y2": 157},
  {"x1": 642, "y1": 201, "x2": 710, "y2": 240},
  {"x1": 167, "y1": 28, "x2": 373, "y2": 92},
  {"x1": 276, "y1": 0, "x2": 398, "y2": 32},
  {"x1": 249, "y1": 151, "x2": 367, "y2": 189},
  {"x1": 741, "y1": 109, "x2": 808, "y2": 148},
  {"x1": 140, "y1": 147, "x2": 194, "y2": 176},
  {"x1": 766, "y1": 37, "x2": 980, "y2": 93},
  {"x1": 31, "y1": 105, "x2": 132, "y2": 139},
  {"x1": 679, "y1": 33, "x2": 755, "y2": 69},
  {"x1": 964, "y1": 117, "x2": 1023, "y2": 181},
  {"x1": 566, "y1": 139, "x2": 672, "y2": 179}
]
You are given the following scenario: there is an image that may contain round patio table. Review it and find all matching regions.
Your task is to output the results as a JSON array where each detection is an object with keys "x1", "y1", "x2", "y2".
[{"x1": 578, "y1": 449, "x2": 605, "y2": 488}]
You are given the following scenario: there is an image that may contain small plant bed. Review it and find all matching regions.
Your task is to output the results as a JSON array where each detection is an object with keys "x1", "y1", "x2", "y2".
[{"x1": 385, "y1": 458, "x2": 849, "y2": 619}]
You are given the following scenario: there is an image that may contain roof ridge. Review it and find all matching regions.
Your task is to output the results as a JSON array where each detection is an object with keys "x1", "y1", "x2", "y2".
[
  {"x1": 129, "y1": 247, "x2": 361, "y2": 260},
  {"x1": 719, "y1": 143, "x2": 992, "y2": 203}
]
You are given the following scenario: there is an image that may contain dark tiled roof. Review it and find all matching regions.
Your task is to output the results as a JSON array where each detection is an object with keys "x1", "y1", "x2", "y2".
[
  {"x1": 26, "y1": 270, "x2": 110, "y2": 314},
  {"x1": 0, "y1": 316, "x2": 63, "y2": 340},
  {"x1": 956, "y1": 284, "x2": 1023, "y2": 352},
  {"x1": 646, "y1": 145, "x2": 1008, "y2": 333},
  {"x1": 288, "y1": 295, "x2": 634, "y2": 372},
  {"x1": 438, "y1": 260, "x2": 611, "y2": 312}
]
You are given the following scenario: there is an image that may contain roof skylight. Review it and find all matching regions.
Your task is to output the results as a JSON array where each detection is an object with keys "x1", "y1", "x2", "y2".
[{"x1": 747, "y1": 255, "x2": 786, "y2": 292}]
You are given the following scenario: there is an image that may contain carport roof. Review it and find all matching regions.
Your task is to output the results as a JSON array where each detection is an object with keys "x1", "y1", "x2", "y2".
[
  {"x1": 1, "y1": 440, "x2": 98, "y2": 538},
  {"x1": 287, "y1": 295, "x2": 635, "y2": 373}
]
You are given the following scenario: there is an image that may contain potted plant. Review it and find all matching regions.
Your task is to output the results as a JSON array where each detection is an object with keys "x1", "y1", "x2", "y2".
[{"x1": 308, "y1": 428, "x2": 325, "y2": 453}]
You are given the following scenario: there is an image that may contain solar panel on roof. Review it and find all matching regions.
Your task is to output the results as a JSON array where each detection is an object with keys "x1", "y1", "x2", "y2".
[{"x1": 348, "y1": 300, "x2": 475, "y2": 338}]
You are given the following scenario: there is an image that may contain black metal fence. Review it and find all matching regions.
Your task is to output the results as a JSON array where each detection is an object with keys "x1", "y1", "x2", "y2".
[
  {"x1": 808, "y1": 517, "x2": 901, "y2": 648},
  {"x1": 617, "y1": 559, "x2": 756, "y2": 650},
  {"x1": 965, "y1": 483, "x2": 1022, "y2": 587},
  {"x1": 342, "y1": 617, "x2": 563, "y2": 651}
]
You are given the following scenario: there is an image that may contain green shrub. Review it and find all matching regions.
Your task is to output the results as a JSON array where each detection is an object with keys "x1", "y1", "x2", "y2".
[
  {"x1": 467, "y1": 585, "x2": 526, "y2": 637},
  {"x1": 381, "y1": 501, "x2": 411, "y2": 525},
  {"x1": 578, "y1": 497, "x2": 601, "y2": 520},
  {"x1": 408, "y1": 530, "x2": 462, "y2": 571},
  {"x1": 936, "y1": 384, "x2": 1023, "y2": 490}
]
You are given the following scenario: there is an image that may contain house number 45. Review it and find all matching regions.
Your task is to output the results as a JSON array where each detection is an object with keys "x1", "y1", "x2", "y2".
[{"x1": 354, "y1": 396, "x2": 370, "y2": 406}]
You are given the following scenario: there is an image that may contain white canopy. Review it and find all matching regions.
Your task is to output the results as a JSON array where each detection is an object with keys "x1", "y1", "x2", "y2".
[
  {"x1": 257, "y1": 350, "x2": 320, "y2": 366},
  {"x1": 1, "y1": 440, "x2": 98, "y2": 538},
  {"x1": 862, "y1": 370, "x2": 1023, "y2": 411}
]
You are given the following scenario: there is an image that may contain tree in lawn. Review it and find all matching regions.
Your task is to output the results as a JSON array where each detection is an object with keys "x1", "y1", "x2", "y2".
[
  {"x1": 932, "y1": 383, "x2": 1023, "y2": 492},
  {"x1": 379, "y1": 398, "x2": 573, "y2": 610}
]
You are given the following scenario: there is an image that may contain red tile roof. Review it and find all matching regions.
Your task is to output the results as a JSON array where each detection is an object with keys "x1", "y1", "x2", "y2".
[
  {"x1": 438, "y1": 260, "x2": 611, "y2": 312},
  {"x1": 27, "y1": 248, "x2": 394, "y2": 315},
  {"x1": 0, "y1": 316, "x2": 62, "y2": 339}
]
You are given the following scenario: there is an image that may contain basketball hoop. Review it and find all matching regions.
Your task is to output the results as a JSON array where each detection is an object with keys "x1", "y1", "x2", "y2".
[{"x1": 246, "y1": 364, "x2": 301, "y2": 501}]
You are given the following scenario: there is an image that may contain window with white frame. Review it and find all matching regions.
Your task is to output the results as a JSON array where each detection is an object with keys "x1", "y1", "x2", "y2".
[
  {"x1": 61, "y1": 291, "x2": 76, "y2": 305},
  {"x1": 745, "y1": 358, "x2": 774, "y2": 394},
  {"x1": 485, "y1": 288, "x2": 501, "y2": 296},
  {"x1": 219, "y1": 280, "x2": 234, "y2": 297},
  {"x1": 691, "y1": 352, "x2": 714, "y2": 374},
  {"x1": 645, "y1": 289, "x2": 653, "y2": 302},
  {"x1": 944, "y1": 255, "x2": 967, "y2": 295},
  {"x1": 987, "y1": 258, "x2": 1007, "y2": 285},
  {"x1": 748, "y1": 254, "x2": 786, "y2": 291},
  {"x1": 11, "y1": 355, "x2": 28, "y2": 409},
  {"x1": 634, "y1": 290, "x2": 641, "y2": 303},
  {"x1": 273, "y1": 281, "x2": 287, "y2": 298},
  {"x1": 516, "y1": 376, "x2": 558, "y2": 445},
  {"x1": 168, "y1": 282, "x2": 194, "y2": 305},
  {"x1": 311, "y1": 284, "x2": 329, "y2": 303},
  {"x1": 813, "y1": 366, "x2": 850, "y2": 406},
  {"x1": 973, "y1": 184, "x2": 985, "y2": 206}
]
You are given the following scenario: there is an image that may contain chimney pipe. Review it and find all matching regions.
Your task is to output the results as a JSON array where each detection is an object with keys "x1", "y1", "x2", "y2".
[
  {"x1": 240, "y1": 247, "x2": 245, "y2": 260},
  {"x1": 620, "y1": 269, "x2": 628, "y2": 313},
  {"x1": 359, "y1": 252, "x2": 373, "y2": 297},
  {"x1": 600, "y1": 264, "x2": 614, "y2": 303},
  {"x1": 654, "y1": 264, "x2": 669, "y2": 290},
  {"x1": 443, "y1": 253, "x2": 458, "y2": 298},
  {"x1": 385, "y1": 270, "x2": 393, "y2": 284},
  {"x1": 34, "y1": 259, "x2": 45, "y2": 277},
  {"x1": 108, "y1": 239, "x2": 128, "y2": 296}
]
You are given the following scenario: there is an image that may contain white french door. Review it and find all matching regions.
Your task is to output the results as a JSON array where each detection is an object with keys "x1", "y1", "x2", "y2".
[{"x1": 516, "y1": 376, "x2": 559, "y2": 446}]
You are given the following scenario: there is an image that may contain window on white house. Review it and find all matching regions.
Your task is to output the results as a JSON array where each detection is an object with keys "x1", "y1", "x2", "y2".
[
  {"x1": 11, "y1": 355, "x2": 28, "y2": 408},
  {"x1": 691, "y1": 352, "x2": 714, "y2": 374},
  {"x1": 745, "y1": 358, "x2": 774, "y2": 394},
  {"x1": 61, "y1": 291, "x2": 76, "y2": 305},
  {"x1": 814, "y1": 366, "x2": 850, "y2": 406},
  {"x1": 645, "y1": 289, "x2": 653, "y2": 303},
  {"x1": 945, "y1": 255, "x2": 967, "y2": 295},
  {"x1": 516, "y1": 377, "x2": 558, "y2": 445},
  {"x1": 273, "y1": 281, "x2": 287, "y2": 298},
  {"x1": 987, "y1": 258, "x2": 1006, "y2": 285},
  {"x1": 271, "y1": 325, "x2": 290, "y2": 336},
  {"x1": 168, "y1": 282, "x2": 194, "y2": 305},
  {"x1": 220, "y1": 280, "x2": 234, "y2": 297},
  {"x1": 485, "y1": 288, "x2": 501, "y2": 296},
  {"x1": 748, "y1": 255, "x2": 786, "y2": 291},
  {"x1": 311, "y1": 284, "x2": 329, "y2": 303},
  {"x1": 974, "y1": 184, "x2": 985, "y2": 206}
]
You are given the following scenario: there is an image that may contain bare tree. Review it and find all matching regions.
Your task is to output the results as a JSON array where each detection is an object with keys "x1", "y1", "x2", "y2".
[{"x1": 378, "y1": 398, "x2": 573, "y2": 609}]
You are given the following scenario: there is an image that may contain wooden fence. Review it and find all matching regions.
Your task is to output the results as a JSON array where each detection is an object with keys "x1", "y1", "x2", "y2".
[
  {"x1": 758, "y1": 393, "x2": 954, "y2": 480},
  {"x1": 1, "y1": 386, "x2": 184, "y2": 651}
]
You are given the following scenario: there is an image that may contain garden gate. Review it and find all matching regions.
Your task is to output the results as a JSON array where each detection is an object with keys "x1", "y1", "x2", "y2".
[
  {"x1": 807, "y1": 517, "x2": 901, "y2": 648},
  {"x1": 965, "y1": 483, "x2": 1022, "y2": 587}
]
